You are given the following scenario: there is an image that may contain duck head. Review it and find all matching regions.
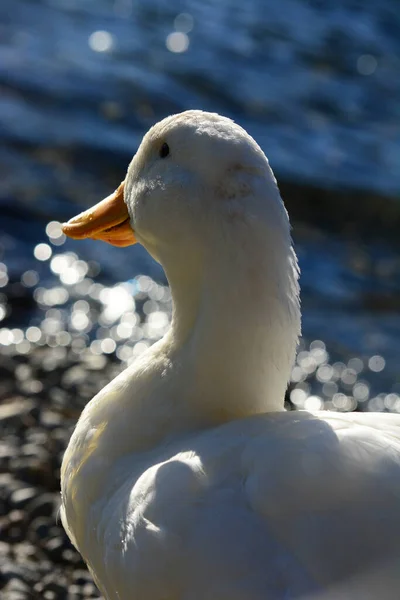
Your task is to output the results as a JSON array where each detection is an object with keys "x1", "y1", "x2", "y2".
[
  {"x1": 62, "y1": 110, "x2": 292, "y2": 270},
  {"x1": 62, "y1": 111, "x2": 300, "y2": 414}
]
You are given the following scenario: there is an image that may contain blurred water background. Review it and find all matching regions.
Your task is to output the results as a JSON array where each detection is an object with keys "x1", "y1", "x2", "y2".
[
  {"x1": 1, "y1": 1, "x2": 400, "y2": 597},
  {"x1": 2, "y1": 0, "x2": 400, "y2": 407}
]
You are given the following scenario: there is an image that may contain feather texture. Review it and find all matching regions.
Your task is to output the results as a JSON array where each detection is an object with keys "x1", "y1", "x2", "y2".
[{"x1": 61, "y1": 112, "x2": 400, "y2": 599}]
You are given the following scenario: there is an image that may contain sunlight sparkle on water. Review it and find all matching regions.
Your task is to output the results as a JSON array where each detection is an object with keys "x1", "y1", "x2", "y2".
[
  {"x1": 116, "y1": 322, "x2": 134, "y2": 339},
  {"x1": 34, "y1": 244, "x2": 52, "y2": 261},
  {"x1": 322, "y1": 381, "x2": 338, "y2": 397},
  {"x1": 316, "y1": 364, "x2": 333, "y2": 383},
  {"x1": 100, "y1": 338, "x2": 116, "y2": 354},
  {"x1": 100, "y1": 285, "x2": 135, "y2": 324},
  {"x1": 0, "y1": 263, "x2": 9, "y2": 288},
  {"x1": 341, "y1": 368, "x2": 357, "y2": 386},
  {"x1": 21, "y1": 270, "x2": 39, "y2": 287},
  {"x1": 368, "y1": 355, "x2": 385, "y2": 372},
  {"x1": 117, "y1": 345, "x2": 133, "y2": 361},
  {"x1": 384, "y1": 394, "x2": 400, "y2": 411},
  {"x1": 304, "y1": 396, "x2": 324, "y2": 411},
  {"x1": 348, "y1": 357, "x2": 364, "y2": 373},
  {"x1": 174, "y1": 13, "x2": 194, "y2": 34},
  {"x1": 70, "y1": 311, "x2": 90, "y2": 332},
  {"x1": 51, "y1": 254, "x2": 73, "y2": 275},
  {"x1": 332, "y1": 393, "x2": 356, "y2": 411},
  {"x1": 353, "y1": 382, "x2": 370, "y2": 402},
  {"x1": 41, "y1": 287, "x2": 69, "y2": 306},
  {"x1": 290, "y1": 387, "x2": 308, "y2": 407},
  {"x1": 166, "y1": 32, "x2": 189, "y2": 53},
  {"x1": 46, "y1": 221, "x2": 66, "y2": 246},
  {"x1": 89, "y1": 30, "x2": 114, "y2": 52},
  {"x1": 26, "y1": 327, "x2": 42, "y2": 343},
  {"x1": 0, "y1": 329, "x2": 13, "y2": 345}
]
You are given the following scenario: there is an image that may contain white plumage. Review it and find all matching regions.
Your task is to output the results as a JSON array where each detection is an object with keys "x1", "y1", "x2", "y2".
[{"x1": 60, "y1": 111, "x2": 400, "y2": 600}]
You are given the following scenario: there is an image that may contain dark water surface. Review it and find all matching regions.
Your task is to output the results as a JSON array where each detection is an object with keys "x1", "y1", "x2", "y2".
[{"x1": 1, "y1": 0, "x2": 400, "y2": 409}]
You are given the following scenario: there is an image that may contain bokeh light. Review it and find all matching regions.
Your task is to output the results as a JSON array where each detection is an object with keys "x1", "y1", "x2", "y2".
[
  {"x1": 174, "y1": 13, "x2": 194, "y2": 34},
  {"x1": 166, "y1": 32, "x2": 189, "y2": 53},
  {"x1": 34, "y1": 244, "x2": 52, "y2": 261},
  {"x1": 357, "y1": 54, "x2": 378, "y2": 76},
  {"x1": 88, "y1": 30, "x2": 114, "y2": 53}
]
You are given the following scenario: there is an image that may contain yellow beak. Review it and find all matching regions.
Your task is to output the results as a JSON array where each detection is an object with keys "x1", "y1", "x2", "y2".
[{"x1": 61, "y1": 181, "x2": 136, "y2": 247}]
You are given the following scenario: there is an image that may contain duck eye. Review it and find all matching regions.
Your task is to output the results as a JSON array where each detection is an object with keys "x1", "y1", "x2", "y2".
[{"x1": 159, "y1": 142, "x2": 170, "y2": 159}]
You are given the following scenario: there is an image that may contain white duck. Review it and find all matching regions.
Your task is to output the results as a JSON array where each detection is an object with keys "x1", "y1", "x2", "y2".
[{"x1": 60, "y1": 111, "x2": 400, "y2": 600}]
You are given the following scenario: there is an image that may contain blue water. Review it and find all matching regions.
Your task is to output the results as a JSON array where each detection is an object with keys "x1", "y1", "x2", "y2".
[
  {"x1": 2, "y1": 0, "x2": 400, "y2": 196},
  {"x1": 1, "y1": 0, "x2": 400, "y2": 403}
]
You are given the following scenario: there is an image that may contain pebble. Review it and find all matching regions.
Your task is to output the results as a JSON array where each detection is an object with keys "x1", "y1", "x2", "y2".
[
  {"x1": 44, "y1": 536, "x2": 66, "y2": 562},
  {"x1": 0, "y1": 400, "x2": 35, "y2": 422},
  {"x1": 10, "y1": 487, "x2": 38, "y2": 509},
  {"x1": 5, "y1": 578, "x2": 29, "y2": 593},
  {"x1": 73, "y1": 570, "x2": 93, "y2": 586},
  {"x1": 5, "y1": 593, "x2": 29, "y2": 600}
]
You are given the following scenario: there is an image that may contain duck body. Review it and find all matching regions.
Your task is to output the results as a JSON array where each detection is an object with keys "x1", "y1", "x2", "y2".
[
  {"x1": 60, "y1": 111, "x2": 400, "y2": 599},
  {"x1": 62, "y1": 403, "x2": 400, "y2": 600}
]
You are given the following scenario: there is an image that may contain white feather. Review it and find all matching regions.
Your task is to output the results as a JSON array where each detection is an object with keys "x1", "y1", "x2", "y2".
[{"x1": 61, "y1": 111, "x2": 400, "y2": 599}]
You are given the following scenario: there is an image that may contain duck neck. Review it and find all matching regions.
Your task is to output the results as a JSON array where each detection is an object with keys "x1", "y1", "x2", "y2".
[
  {"x1": 164, "y1": 224, "x2": 300, "y2": 421},
  {"x1": 60, "y1": 205, "x2": 300, "y2": 553}
]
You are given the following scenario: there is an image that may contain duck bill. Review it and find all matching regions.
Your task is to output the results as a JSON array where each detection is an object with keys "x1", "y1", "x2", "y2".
[{"x1": 61, "y1": 181, "x2": 136, "y2": 247}]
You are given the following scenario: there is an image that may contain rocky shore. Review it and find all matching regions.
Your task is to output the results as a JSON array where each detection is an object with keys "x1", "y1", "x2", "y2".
[{"x1": 0, "y1": 347, "x2": 110, "y2": 599}]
